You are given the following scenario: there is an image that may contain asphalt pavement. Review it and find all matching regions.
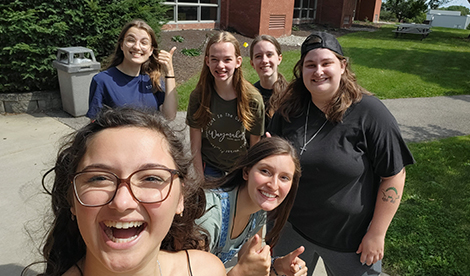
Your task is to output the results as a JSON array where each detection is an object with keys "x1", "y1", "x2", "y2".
[{"x1": 1, "y1": 95, "x2": 469, "y2": 276}]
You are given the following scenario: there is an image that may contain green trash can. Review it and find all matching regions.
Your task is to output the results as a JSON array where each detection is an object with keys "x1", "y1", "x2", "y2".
[{"x1": 52, "y1": 47, "x2": 100, "y2": 117}]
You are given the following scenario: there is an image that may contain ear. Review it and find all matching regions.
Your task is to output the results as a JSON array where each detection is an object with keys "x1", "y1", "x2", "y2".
[
  {"x1": 340, "y1": 58, "x2": 347, "y2": 75},
  {"x1": 205, "y1": 55, "x2": 210, "y2": 67},
  {"x1": 176, "y1": 184, "x2": 185, "y2": 215},
  {"x1": 70, "y1": 206, "x2": 76, "y2": 216},
  {"x1": 236, "y1": 56, "x2": 242, "y2": 68},
  {"x1": 278, "y1": 54, "x2": 283, "y2": 65},
  {"x1": 250, "y1": 59, "x2": 254, "y2": 69},
  {"x1": 242, "y1": 167, "x2": 250, "y2": 181}
]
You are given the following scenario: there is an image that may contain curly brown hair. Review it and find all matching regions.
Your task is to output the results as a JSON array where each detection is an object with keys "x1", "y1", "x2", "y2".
[{"x1": 25, "y1": 107, "x2": 208, "y2": 276}]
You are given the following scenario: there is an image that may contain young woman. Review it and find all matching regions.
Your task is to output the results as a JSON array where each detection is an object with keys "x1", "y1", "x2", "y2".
[
  {"x1": 26, "y1": 108, "x2": 225, "y2": 276},
  {"x1": 86, "y1": 19, "x2": 178, "y2": 121},
  {"x1": 249, "y1": 35, "x2": 288, "y2": 129},
  {"x1": 268, "y1": 32, "x2": 415, "y2": 275},
  {"x1": 197, "y1": 137, "x2": 308, "y2": 276},
  {"x1": 186, "y1": 32, "x2": 265, "y2": 178}
]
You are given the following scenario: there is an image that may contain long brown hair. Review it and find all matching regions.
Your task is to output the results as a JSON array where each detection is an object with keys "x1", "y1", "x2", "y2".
[
  {"x1": 277, "y1": 51, "x2": 372, "y2": 123},
  {"x1": 108, "y1": 19, "x2": 163, "y2": 92},
  {"x1": 191, "y1": 31, "x2": 261, "y2": 130},
  {"x1": 26, "y1": 107, "x2": 208, "y2": 276},
  {"x1": 249, "y1": 35, "x2": 288, "y2": 117},
  {"x1": 205, "y1": 137, "x2": 301, "y2": 248}
]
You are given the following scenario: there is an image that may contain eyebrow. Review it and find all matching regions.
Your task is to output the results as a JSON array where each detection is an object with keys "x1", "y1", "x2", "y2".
[{"x1": 79, "y1": 163, "x2": 170, "y2": 172}]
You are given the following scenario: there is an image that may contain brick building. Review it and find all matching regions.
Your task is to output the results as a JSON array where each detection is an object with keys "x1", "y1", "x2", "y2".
[{"x1": 163, "y1": 0, "x2": 382, "y2": 37}]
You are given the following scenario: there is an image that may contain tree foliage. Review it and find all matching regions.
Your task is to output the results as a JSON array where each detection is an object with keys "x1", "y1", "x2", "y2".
[
  {"x1": 0, "y1": 0, "x2": 169, "y2": 93},
  {"x1": 383, "y1": 0, "x2": 428, "y2": 22},
  {"x1": 439, "y1": 5, "x2": 470, "y2": 16}
]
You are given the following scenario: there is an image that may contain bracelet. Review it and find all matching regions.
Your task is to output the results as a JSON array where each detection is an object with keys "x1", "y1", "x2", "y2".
[
  {"x1": 165, "y1": 75, "x2": 175, "y2": 78},
  {"x1": 271, "y1": 256, "x2": 280, "y2": 276}
]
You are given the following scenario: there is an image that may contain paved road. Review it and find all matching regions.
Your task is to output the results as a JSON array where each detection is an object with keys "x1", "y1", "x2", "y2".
[{"x1": 1, "y1": 95, "x2": 469, "y2": 276}]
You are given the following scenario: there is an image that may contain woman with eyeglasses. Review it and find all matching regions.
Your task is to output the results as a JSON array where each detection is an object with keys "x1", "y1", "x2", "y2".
[
  {"x1": 86, "y1": 19, "x2": 178, "y2": 121},
  {"x1": 24, "y1": 107, "x2": 226, "y2": 276},
  {"x1": 267, "y1": 32, "x2": 415, "y2": 275}
]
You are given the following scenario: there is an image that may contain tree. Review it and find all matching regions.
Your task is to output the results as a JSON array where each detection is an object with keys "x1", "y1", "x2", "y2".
[
  {"x1": 383, "y1": 0, "x2": 428, "y2": 22},
  {"x1": 428, "y1": 0, "x2": 451, "y2": 9},
  {"x1": 439, "y1": 5, "x2": 470, "y2": 15}
]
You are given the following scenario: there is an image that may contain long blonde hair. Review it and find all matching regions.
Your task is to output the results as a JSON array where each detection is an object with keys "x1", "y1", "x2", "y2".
[{"x1": 191, "y1": 32, "x2": 260, "y2": 130}]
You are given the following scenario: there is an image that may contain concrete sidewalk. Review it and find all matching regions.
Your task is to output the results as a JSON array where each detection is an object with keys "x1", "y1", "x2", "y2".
[{"x1": 1, "y1": 95, "x2": 469, "y2": 276}]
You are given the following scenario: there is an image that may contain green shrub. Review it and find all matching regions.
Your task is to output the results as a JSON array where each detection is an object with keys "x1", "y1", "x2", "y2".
[{"x1": 0, "y1": 0, "x2": 169, "y2": 93}]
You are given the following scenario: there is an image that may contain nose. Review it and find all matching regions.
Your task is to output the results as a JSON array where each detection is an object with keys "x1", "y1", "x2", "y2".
[
  {"x1": 108, "y1": 183, "x2": 139, "y2": 212},
  {"x1": 266, "y1": 175, "x2": 279, "y2": 190},
  {"x1": 262, "y1": 54, "x2": 269, "y2": 63}
]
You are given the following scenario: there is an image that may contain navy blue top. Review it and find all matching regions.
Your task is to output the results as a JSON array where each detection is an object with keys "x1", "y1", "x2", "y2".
[{"x1": 86, "y1": 67, "x2": 165, "y2": 119}]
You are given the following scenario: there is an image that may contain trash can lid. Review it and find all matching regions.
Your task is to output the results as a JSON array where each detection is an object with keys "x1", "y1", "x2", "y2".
[{"x1": 56, "y1": 47, "x2": 97, "y2": 64}]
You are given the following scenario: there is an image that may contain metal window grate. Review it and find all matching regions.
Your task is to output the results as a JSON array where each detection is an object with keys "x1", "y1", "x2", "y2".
[{"x1": 269, "y1": 14, "x2": 286, "y2": 29}]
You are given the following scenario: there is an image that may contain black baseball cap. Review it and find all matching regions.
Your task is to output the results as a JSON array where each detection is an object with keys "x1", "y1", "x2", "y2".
[{"x1": 301, "y1": 32, "x2": 343, "y2": 56}]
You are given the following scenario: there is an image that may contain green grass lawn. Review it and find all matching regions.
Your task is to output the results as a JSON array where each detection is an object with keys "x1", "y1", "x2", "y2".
[
  {"x1": 177, "y1": 25, "x2": 469, "y2": 110},
  {"x1": 384, "y1": 135, "x2": 470, "y2": 275}
]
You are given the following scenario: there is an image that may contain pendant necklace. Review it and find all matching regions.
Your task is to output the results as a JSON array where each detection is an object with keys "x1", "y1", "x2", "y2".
[
  {"x1": 300, "y1": 101, "x2": 328, "y2": 156},
  {"x1": 157, "y1": 259, "x2": 163, "y2": 276}
]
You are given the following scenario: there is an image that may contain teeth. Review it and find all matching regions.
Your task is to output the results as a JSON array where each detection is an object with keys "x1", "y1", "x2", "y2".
[
  {"x1": 103, "y1": 221, "x2": 143, "y2": 243},
  {"x1": 261, "y1": 191, "x2": 276, "y2": 198},
  {"x1": 104, "y1": 227, "x2": 139, "y2": 243},
  {"x1": 104, "y1": 220, "x2": 143, "y2": 229}
]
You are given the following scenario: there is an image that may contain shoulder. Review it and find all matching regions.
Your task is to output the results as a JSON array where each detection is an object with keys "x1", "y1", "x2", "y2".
[
  {"x1": 93, "y1": 67, "x2": 118, "y2": 82},
  {"x1": 186, "y1": 250, "x2": 226, "y2": 276}
]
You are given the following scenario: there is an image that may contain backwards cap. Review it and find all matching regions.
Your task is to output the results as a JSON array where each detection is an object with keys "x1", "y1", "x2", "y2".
[{"x1": 301, "y1": 32, "x2": 343, "y2": 56}]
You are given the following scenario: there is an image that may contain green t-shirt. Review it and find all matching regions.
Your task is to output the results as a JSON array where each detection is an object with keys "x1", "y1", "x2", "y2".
[{"x1": 186, "y1": 89, "x2": 264, "y2": 172}]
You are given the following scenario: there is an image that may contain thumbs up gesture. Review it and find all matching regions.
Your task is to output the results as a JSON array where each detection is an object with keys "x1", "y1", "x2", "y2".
[
  {"x1": 229, "y1": 234, "x2": 271, "y2": 276},
  {"x1": 272, "y1": 246, "x2": 308, "y2": 276},
  {"x1": 157, "y1": 46, "x2": 176, "y2": 75}
]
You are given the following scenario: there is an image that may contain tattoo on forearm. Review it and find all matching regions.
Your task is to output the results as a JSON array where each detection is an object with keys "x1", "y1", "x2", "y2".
[{"x1": 381, "y1": 187, "x2": 400, "y2": 203}]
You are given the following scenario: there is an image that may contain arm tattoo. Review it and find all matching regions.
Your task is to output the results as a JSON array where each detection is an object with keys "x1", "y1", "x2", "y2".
[{"x1": 381, "y1": 187, "x2": 400, "y2": 203}]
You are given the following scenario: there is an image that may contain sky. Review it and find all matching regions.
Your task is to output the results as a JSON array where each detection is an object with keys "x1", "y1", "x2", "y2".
[{"x1": 441, "y1": 0, "x2": 470, "y2": 9}]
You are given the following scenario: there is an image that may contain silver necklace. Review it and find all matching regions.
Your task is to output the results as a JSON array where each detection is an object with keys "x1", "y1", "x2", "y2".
[
  {"x1": 300, "y1": 101, "x2": 328, "y2": 156},
  {"x1": 157, "y1": 259, "x2": 162, "y2": 276}
]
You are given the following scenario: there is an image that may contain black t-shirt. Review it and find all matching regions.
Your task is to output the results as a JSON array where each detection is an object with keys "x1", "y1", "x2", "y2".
[
  {"x1": 268, "y1": 95, "x2": 415, "y2": 252},
  {"x1": 254, "y1": 81, "x2": 272, "y2": 131}
]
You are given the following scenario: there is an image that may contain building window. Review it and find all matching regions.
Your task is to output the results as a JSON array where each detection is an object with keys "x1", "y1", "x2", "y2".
[
  {"x1": 164, "y1": 0, "x2": 219, "y2": 23},
  {"x1": 293, "y1": 0, "x2": 316, "y2": 21}
]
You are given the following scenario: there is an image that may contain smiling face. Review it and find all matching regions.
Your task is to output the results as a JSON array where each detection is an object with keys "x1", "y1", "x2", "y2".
[
  {"x1": 71, "y1": 126, "x2": 183, "y2": 274},
  {"x1": 250, "y1": 40, "x2": 282, "y2": 80},
  {"x1": 120, "y1": 27, "x2": 154, "y2": 67},
  {"x1": 242, "y1": 154, "x2": 295, "y2": 212},
  {"x1": 205, "y1": 41, "x2": 242, "y2": 85},
  {"x1": 302, "y1": 48, "x2": 346, "y2": 103}
]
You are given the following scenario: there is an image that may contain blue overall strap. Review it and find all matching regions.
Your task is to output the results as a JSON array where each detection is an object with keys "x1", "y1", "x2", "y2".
[{"x1": 212, "y1": 189, "x2": 231, "y2": 263}]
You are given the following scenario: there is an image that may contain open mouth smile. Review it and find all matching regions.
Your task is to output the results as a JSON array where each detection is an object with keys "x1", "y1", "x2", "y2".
[{"x1": 103, "y1": 220, "x2": 146, "y2": 243}]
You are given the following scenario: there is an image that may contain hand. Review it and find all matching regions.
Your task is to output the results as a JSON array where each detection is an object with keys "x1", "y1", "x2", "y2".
[
  {"x1": 273, "y1": 246, "x2": 308, "y2": 276},
  {"x1": 231, "y1": 234, "x2": 271, "y2": 276},
  {"x1": 158, "y1": 46, "x2": 176, "y2": 75},
  {"x1": 356, "y1": 231, "x2": 385, "y2": 266}
]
